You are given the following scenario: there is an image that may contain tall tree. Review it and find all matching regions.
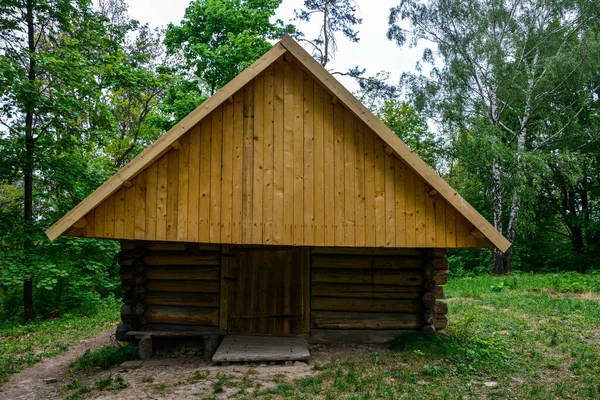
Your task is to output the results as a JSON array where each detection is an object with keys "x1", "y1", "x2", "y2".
[
  {"x1": 388, "y1": 0, "x2": 600, "y2": 274},
  {"x1": 0, "y1": 0, "x2": 133, "y2": 319}
]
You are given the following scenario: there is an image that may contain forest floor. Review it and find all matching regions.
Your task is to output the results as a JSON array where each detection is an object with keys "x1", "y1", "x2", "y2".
[{"x1": 1, "y1": 272, "x2": 600, "y2": 399}]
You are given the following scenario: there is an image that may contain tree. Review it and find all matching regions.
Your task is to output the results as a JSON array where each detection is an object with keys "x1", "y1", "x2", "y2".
[
  {"x1": 388, "y1": 0, "x2": 600, "y2": 274},
  {"x1": 0, "y1": 0, "x2": 136, "y2": 319},
  {"x1": 294, "y1": 0, "x2": 362, "y2": 67}
]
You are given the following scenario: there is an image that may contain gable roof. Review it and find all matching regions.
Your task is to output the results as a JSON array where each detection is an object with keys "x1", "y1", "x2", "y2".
[{"x1": 46, "y1": 36, "x2": 511, "y2": 253}]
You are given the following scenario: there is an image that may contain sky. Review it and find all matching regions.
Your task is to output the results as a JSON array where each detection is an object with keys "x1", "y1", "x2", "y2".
[{"x1": 125, "y1": 0, "x2": 426, "y2": 92}]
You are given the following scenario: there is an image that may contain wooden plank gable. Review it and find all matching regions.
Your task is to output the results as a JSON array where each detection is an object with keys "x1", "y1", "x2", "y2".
[{"x1": 74, "y1": 56, "x2": 490, "y2": 249}]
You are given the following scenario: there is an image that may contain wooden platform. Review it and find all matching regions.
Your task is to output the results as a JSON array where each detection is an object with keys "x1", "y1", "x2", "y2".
[{"x1": 212, "y1": 335, "x2": 310, "y2": 362}]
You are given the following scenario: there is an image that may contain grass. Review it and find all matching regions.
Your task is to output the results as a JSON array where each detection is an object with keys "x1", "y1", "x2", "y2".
[
  {"x1": 256, "y1": 271, "x2": 600, "y2": 399},
  {"x1": 61, "y1": 375, "x2": 128, "y2": 400},
  {"x1": 0, "y1": 299, "x2": 120, "y2": 386},
  {"x1": 68, "y1": 344, "x2": 138, "y2": 374}
]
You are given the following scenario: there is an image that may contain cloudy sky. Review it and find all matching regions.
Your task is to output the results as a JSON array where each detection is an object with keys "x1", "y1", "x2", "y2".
[{"x1": 125, "y1": 0, "x2": 426, "y2": 92}]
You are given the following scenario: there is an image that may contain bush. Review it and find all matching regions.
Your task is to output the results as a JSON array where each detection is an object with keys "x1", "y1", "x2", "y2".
[{"x1": 69, "y1": 344, "x2": 138, "y2": 374}]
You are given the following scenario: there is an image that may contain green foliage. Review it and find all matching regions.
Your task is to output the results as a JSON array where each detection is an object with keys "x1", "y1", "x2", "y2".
[
  {"x1": 62, "y1": 375, "x2": 128, "y2": 400},
  {"x1": 69, "y1": 344, "x2": 138, "y2": 374}
]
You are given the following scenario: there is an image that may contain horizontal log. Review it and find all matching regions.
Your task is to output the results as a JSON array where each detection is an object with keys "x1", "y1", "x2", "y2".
[
  {"x1": 311, "y1": 247, "x2": 427, "y2": 256},
  {"x1": 424, "y1": 309, "x2": 437, "y2": 325},
  {"x1": 115, "y1": 322, "x2": 132, "y2": 342},
  {"x1": 121, "y1": 266, "x2": 220, "y2": 281},
  {"x1": 144, "y1": 305, "x2": 219, "y2": 326},
  {"x1": 423, "y1": 293, "x2": 436, "y2": 309},
  {"x1": 434, "y1": 270, "x2": 449, "y2": 285},
  {"x1": 144, "y1": 253, "x2": 221, "y2": 266},
  {"x1": 430, "y1": 286, "x2": 446, "y2": 299},
  {"x1": 310, "y1": 329, "x2": 416, "y2": 344},
  {"x1": 145, "y1": 280, "x2": 220, "y2": 293},
  {"x1": 312, "y1": 269, "x2": 423, "y2": 286},
  {"x1": 145, "y1": 292, "x2": 219, "y2": 308},
  {"x1": 311, "y1": 283, "x2": 423, "y2": 299},
  {"x1": 312, "y1": 255, "x2": 424, "y2": 269},
  {"x1": 145, "y1": 323, "x2": 225, "y2": 332},
  {"x1": 120, "y1": 241, "x2": 187, "y2": 251},
  {"x1": 433, "y1": 258, "x2": 449, "y2": 270},
  {"x1": 121, "y1": 304, "x2": 133, "y2": 323},
  {"x1": 435, "y1": 315, "x2": 448, "y2": 330},
  {"x1": 311, "y1": 311, "x2": 423, "y2": 330},
  {"x1": 312, "y1": 297, "x2": 423, "y2": 313},
  {"x1": 435, "y1": 301, "x2": 448, "y2": 315}
]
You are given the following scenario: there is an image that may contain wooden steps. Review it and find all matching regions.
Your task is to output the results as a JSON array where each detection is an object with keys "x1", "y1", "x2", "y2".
[{"x1": 212, "y1": 335, "x2": 310, "y2": 362}]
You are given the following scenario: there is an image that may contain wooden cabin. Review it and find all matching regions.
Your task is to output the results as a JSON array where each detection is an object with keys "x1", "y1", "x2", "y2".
[{"x1": 46, "y1": 36, "x2": 510, "y2": 358}]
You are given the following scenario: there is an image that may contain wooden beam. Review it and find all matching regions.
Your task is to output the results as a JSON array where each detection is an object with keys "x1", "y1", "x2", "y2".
[
  {"x1": 428, "y1": 188, "x2": 438, "y2": 196},
  {"x1": 383, "y1": 144, "x2": 394, "y2": 155},
  {"x1": 171, "y1": 140, "x2": 182, "y2": 150},
  {"x1": 227, "y1": 95, "x2": 234, "y2": 104},
  {"x1": 122, "y1": 181, "x2": 133, "y2": 188},
  {"x1": 72, "y1": 217, "x2": 88, "y2": 229}
]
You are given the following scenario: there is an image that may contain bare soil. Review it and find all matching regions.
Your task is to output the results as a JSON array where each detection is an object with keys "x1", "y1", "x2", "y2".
[{"x1": 2, "y1": 331, "x2": 388, "y2": 399}]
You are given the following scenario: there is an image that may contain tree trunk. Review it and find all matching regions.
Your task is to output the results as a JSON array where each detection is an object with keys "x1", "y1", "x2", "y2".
[
  {"x1": 491, "y1": 163, "x2": 505, "y2": 274},
  {"x1": 23, "y1": 0, "x2": 36, "y2": 321}
]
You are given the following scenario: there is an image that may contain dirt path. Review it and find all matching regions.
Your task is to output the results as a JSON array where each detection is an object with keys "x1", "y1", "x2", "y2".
[{"x1": 1, "y1": 329, "x2": 114, "y2": 400}]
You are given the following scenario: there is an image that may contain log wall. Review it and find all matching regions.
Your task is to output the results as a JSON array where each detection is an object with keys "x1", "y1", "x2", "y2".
[
  {"x1": 309, "y1": 247, "x2": 448, "y2": 342},
  {"x1": 116, "y1": 241, "x2": 450, "y2": 343}
]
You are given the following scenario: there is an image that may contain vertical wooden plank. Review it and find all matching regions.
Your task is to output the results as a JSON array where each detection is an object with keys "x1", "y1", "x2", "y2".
[
  {"x1": 283, "y1": 61, "x2": 294, "y2": 244},
  {"x1": 103, "y1": 194, "x2": 115, "y2": 238},
  {"x1": 343, "y1": 109, "x2": 355, "y2": 246},
  {"x1": 364, "y1": 127, "x2": 376, "y2": 247},
  {"x1": 114, "y1": 187, "x2": 125, "y2": 238},
  {"x1": 210, "y1": 106, "x2": 223, "y2": 243},
  {"x1": 252, "y1": 74, "x2": 264, "y2": 244},
  {"x1": 242, "y1": 83, "x2": 255, "y2": 243},
  {"x1": 354, "y1": 121, "x2": 366, "y2": 247},
  {"x1": 220, "y1": 244, "x2": 229, "y2": 330},
  {"x1": 303, "y1": 248, "x2": 310, "y2": 333},
  {"x1": 187, "y1": 125, "x2": 200, "y2": 242},
  {"x1": 333, "y1": 101, "x2": 345, "y2": 246},
  {"x1": 232, "y1": 92, "x2": 244, "y2": 244},
  {"x1": 446, "y1": 203, "x2": 457, "y2": 248},
  {"x1": 272, "y1": 60, "x2": 285, "y2": 245},
  {"x1": 456, "y1": 213, "x2": 468, "y2": 247},
  {"x1": 82, "y1": 210, "x2": 95, "y2": 237},
  {"x1": 435, "y1": 195, "x2": 446, "y2": 248},
  {"x1": 415, "y1": 175, "x2": 426, "y2": 246},
  {"x1": 404, "y1": 168, "x2": 416, "y2": 247},
  {"x1": 156, "y1": 155, "x2": 168, "y2": 241},
  {"x1": 177, "y1": 134, "x2": 190, "y2": 241},
  {"x1": 374, "y1": 140, "x2": 386, "y2": 247},
  {"x1": 426, "y1": 187, "x2": 437, "y2": 246},
  {"x1": 166, "y1": 150, "x2": 179, "y2": 241},
  {"x1": 145, "y1": 162, "x2": 158, "y2": 240},
  {"x1": 199, "y1": 115, "x2": 211, "y2": 242},
  {"x1": 395, "y1": 159, "x2": 407, "y2": 247},
  {"x1": 124, "y1": 183, "x2": 135, "y2": 240},
  {"x1": 385, "y1": 153, "x2": 396, "y2": 247},
  {"x1": 293, "y1": 64, "x2": 304, "y2": 245},
  {"x1": 263, "y1": 65, "x2": 274, "y2": 244},
  {"x1": 134, "y1": 170, "x2": 147, "y2": 240},
  {"x1": 313, "y1": 84, "x2": 325, "y2": 246},
  {"x1": 323, "y1": 91, "x2": 335, "y2": 246},
  {"x1": 283, "y1": 250, "x2": 292, "y2": 334},
  {"x1": 94, "y1": 202, "x2": 105, "y2": 238},
  {"x1": 303, "y1": 73, "x2": 314, "y2": 245},
  {"x1": 221, "y1": 100, "x2": 234, "y2": 243}
]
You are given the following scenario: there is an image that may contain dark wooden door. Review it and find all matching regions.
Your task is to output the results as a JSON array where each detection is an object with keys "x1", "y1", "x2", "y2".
[{"x1": 226, "y1": 247, "x2": 304, "y2": 334}]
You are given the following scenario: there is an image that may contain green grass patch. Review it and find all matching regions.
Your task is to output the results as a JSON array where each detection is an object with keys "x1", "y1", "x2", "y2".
[
  {"x1": 68, "y1": 344, "x2": 138, "y2": 374},
  {"x1": 62, "y1": 375, "x2": 128, "y2": 400},
  {"x1": 0, "y1": 299, "x2": 120, "y2": 386}
]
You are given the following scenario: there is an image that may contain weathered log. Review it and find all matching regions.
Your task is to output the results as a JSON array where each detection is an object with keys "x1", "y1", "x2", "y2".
[
  {"x1": 311, "y1": 297, "x2": 423, "y2": 313},
  {"x1": 310, "y1": 329, "x2": 416, "y2": 344},
  {"x1": 311, "y1": 283, "x2": 423, "y2": 299},
  {"x1": 311, "y1": 311, "x2": 422, "y2": 330},
  {"x1": 143, "y1": 253, "x2": 220, "y2": 266},
  {"x1": 143, "y1": 305, "x2": 219, "y2": 326},
  {"x1": 133, "y1": 285, "x2": 147, "y2": 299},
  {"x1": 421, "y1": 324, "x2": 436, "y2": 333},
  {"x1": 311, "y1": 247, "x2": 427, "y2": 256},
  {"x1": 145, "y1": 292, "x2": 219, "y2": 308},
  {"x1": 435, "y1": 301, "x2": 448, "y2": 315},
  {"x1": 312, "y1": 269, "x2": 423, "y2": 285},
  {"x1": 135, "y1": 303, "x2": 146, "y2": 316},
  {"x1": 434, "y1": 270, "x2": 449, "y2": 285},
  {"x1": 311, "y1": 255, "x2": 424, "y2": 269},
  {"x1": 145, "y1": 266, "x2": 220, "y2": 281},
  {"x1": 434, "y1": 315, "x2": 448, "y2": 330},
  {"x1": 423, "y1": 262, "x2": 436, "y2": 280},
  {"x1": 115, "y1": 322, "x2": 132, "y2": 342},
  {"x1": 121, "y1": 241, "x2": 187, "y2": 251},
  {"x1": 133, "y1": 273, "x2": 146, "y2": 285},
  {"x1": 145, "y1": 280, "x2": 220, "y2": 293},
  {"x1": 422, "y1": 293, "x2": 436, "y2": 309},
  {"x1": 132, "y1": 259, "x2": 145, "y2": 273},
  {"x1": 433, "y1": 257, "x2": 449, "y2": 270},
  {"x1": 430, "y1": 286, "x2": 446, "y2": 299},
  {"x1": 424, "y1": 309, "x2": 437, "y2": 325},
  {"x1": 120, "y1": 304, "x2": 133, "y2": 323},
  {"x1": 139, "y1": 337, "x2": 152, "y2": 360}
]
